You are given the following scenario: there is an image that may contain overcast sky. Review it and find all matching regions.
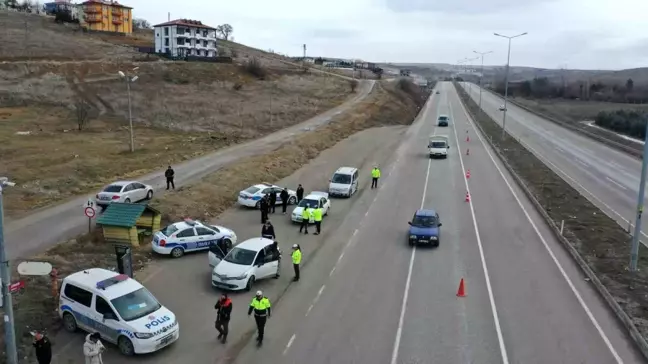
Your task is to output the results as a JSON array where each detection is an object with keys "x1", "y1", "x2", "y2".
[{"x1": 129, "y1": 0, "x2": 648, "y2": 70}]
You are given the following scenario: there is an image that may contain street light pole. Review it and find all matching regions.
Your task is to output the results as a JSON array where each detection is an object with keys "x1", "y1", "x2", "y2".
[
  {"x1": 630, "y1": 120, "x2": 648, "y2": 271},
  {"x1": 474, "y1": 50, "x2": 493, "y2": 118},
  {"x1": 0, "y1": 177, "x2": 17, "y2": 364},
  {"x1": 118, "y1": 68, "x2": 139, "y2": 153},
  {"x1": 494, "y1": 32, "x2": 527, "y2": 140},
  {"x1": 467, "y1": 56, "x2": 479, "y2": 95}
]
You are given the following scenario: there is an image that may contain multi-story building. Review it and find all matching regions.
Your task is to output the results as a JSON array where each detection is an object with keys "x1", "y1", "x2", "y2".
[
  {"x1": 81, "y1": 0, "x2": 133, "y2": 34},
  {"x1": 153, "y1": 19, "x2": 218, "y2": 58}
]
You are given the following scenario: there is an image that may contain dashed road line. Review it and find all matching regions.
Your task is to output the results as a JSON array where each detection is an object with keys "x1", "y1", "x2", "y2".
[{"x1": 283, "y1": 334, "x2": 296, "y2": 355}]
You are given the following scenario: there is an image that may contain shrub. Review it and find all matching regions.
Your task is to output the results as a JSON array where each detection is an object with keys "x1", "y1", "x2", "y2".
[
  {"x1": 594, "y1": 109, "x2": 648, "y2": 139},
  {"x1": 242, "y1": 57, "x2": 266, "y2": 80},
  {"x1": 349, "y1": 79, "x2": 358, "y2": 92}
]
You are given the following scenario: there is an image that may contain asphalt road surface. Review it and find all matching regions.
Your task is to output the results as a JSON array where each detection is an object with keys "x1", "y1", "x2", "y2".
[
  {"x1": 461, "y1": 82, "x2": 648, "y2": 247},
  {"x1": 4, "y1": 80, "x2": 375, "y2": 260},
  {"x1": 230, "y1": 82, "x2": 644, "y2": 364}
]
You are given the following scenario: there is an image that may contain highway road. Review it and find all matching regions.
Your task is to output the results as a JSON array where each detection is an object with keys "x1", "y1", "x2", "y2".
[
  {"x1": 3, "y1": 80, "x2": 374, "y2": 261},
  {"x1": 230, "y1": 82, "x2": 644, "y2": 364},
  {"x1": 461, "y1": 82, "x2": 648, "y2": 246}
]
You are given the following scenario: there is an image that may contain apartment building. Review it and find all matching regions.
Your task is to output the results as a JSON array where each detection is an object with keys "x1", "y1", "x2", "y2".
[
  {"x1": 81, "y1": 0, "x2": 133, "y2": 34},
  {"x1": 153, "y1": 19, "x2": 218, "y2": 58}
]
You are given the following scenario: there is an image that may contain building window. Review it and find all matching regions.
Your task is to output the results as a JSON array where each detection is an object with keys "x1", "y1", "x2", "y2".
[
  {"x1": 164, "y1": 38, "x2": 169, "y2": 46},
  {"x1": 164, "y1": 27, "x2": 169, "y2": 36}
]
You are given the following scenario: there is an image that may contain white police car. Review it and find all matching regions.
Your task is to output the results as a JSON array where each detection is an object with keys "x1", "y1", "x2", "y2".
[
  {"x1": 237, "y1": 182, "x2": 297, "y2": 208},
  {"x1": 152, "y1": 219, "x2": 237, "y2": 258},
  {"x1": 59, "y1": 268, "x2": 179, "y2": 356}
]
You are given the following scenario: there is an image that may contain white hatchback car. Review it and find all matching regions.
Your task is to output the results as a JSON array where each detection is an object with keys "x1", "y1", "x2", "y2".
[
  {"x1": 211, "y1": 238, "x2": 280, "y2": 291},
  {"x1": 291, "y1": 192, "x2": 331, "y2": 223},
  {"x1": 95, "y1": 181, "x2": 153, "y2": 210},
  {"x1": 152, "y1": 219, "x2": 237, "y2": 258},
  {"x1": 237, "y1": 182, "x2": 297, "y2": 208}
]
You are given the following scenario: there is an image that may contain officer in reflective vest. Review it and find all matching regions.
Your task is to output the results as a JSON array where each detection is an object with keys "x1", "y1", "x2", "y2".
[
  {"x1": 299, "y1": 204, "x2": 310, "y2": 234},
  {"x1": 248, "y1": 290, "x2": 272, "y2": 345},
  {"x1": 291, "y1": 244, "x2": 302, "y2": 281},
  {"x1": 371, "y1": 165, "x2": 381, "y2": 189},
  {"x1": 313, "y1": 206, "x2": 323, "y2": 235}
]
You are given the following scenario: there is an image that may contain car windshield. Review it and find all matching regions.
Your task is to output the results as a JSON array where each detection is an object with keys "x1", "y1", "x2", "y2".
[
  {"x1": 430, "y1": 142, "x2": 446, "y2": 148},
  {"x1": 412, "y1": 215, "x2": 437, "y2": 227},
  {"x1": 244, "y1": 186, "x2": 260, "y2": 194},
  {"x1": 111, "y1": 287, "x2": 162, "y2": 322},
  {"x1": 298, "y1": 199, "x2": 319, "y2": 208},
  {"x1": 438, "y1": 116, "x2": 448, "y2": 121},
  {"x1": 224, "y1": 247, "x2": 257, "y2": 266},
  {"x1": 103, "y1": 185, "x2": 123, "y2": 193},
  {"x1": 159, "y1": 224, "x2": 179, "y2": 237},
  {"x1": 331, "y1": 173, "x2": 351, "y2": 184}
]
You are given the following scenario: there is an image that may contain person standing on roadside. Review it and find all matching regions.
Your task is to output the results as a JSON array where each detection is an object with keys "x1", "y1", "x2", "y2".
[
  {"x1": 261, "y1": 220, "x2": 276, "y2": 240},
  {"x1": 280, "y1": 187, "x2": 289, "y2": 214},
  {"x1": 248, "y1": 291, "x2": 272, "y2": 346},
  {"x1": 299, "y1": 204, "x2": 310, "y2": 234},
  {"x1": 291, "y1": 244, "x2": 302, "y2": 281},
  {"x1": 371, "y1": 165, "x2": 381, "y2": 189},
  {"x1": 32, "y1": 332, "x2": 52, "y2": 364},
  {"x1": 260, "y1": 195, "x2": 269, "y2": 224},
  {"x1": 83, "y1": 332, "x2": 104, "y2": 364},
  {"x1": 165, "y1": 166, "x2": 175, "y2": 190},
  {"x1": 271, "y1": 240, "x2": 282, "y2": 277},
  {"x1": 313, "y1": 205, "x2": 323, "y2": 235},
  {"x1": 268, "y1": 191, "x2": 277, "y2": 213},
  {"x1": 296, "y1": 184, "x2": 304, "y2": 202},
  {"x1": 215, "y1": 293, "x2": 233, "y2": 343}
]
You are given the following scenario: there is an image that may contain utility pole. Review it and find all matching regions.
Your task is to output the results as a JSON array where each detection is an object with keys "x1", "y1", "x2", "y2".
[
  {"x1": 118, "y1": 68, "x2": 139, "y2": 152},
  {"x1": 494, "y1": 32, "x2": 528, "y2": 140},
  {"x1": 0, "y1": 177, "x2": 18, "y2": 364},
  {"x1": 474, "y1": 50, "x2": 493, "y2": 118},
  {"x1": 630, "y1": 119, "x2": 648, "y2": 271}
]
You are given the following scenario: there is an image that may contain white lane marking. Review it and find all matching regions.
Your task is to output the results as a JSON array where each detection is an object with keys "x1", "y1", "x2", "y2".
[
  {"x1": 329, "y1": 266, "x2": 336, "y2": 276},
  {"x1": 555, "y1": 146, "x2": 565, "y2": 153},
  {"x1": 283, "y1": 334, "x2": 296, "y2": 355},
  {"x1": 305, "y1": 304, "x2": 314, "y2": 316},
  {"x1": 314, "y1": 285, "x2": 326, "y2": 303},
  {"x1": 365, "y1": 211, "x2": 369, "y2": 217},
  {"x1": 455, "y1": 93, "x2": 624, "y2": 363},
  {"x1": 605, "y1": 176, "x2": 627, "y2": 191},
  {"x1": 575, "y1": 158, "x2": 588, "y2": 167},
  {"x1": 449, "y1": 101, "x2": 510, "y2": 364},
  {"x1": 353, "y1": 229, "x2": 358, "y2": 236}
]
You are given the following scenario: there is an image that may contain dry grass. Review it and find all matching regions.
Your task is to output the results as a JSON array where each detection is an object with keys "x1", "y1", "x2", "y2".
[{"x1": 514, "y1": 97, "x2": 648, "y2": 123}]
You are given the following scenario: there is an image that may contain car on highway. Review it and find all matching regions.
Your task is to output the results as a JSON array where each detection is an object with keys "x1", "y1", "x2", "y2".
[
  {"x1": 59, "y1": 268, "x2": 179, "y2": 356},
  {"x1": 237, "y1": 182, "x2": 297, "y2": 208},
  {"x1": 291, "y1": 192, "x2": 331, "y2": 223},
  {"x1": 436, "y1": 91, "x2": 440, "y2": 94},
  {"x1": 211, "y1": 237, "x2": 280, "y2": 291},
  {"x1": 429, "y1": 135, "x2": 450, "y2": 159},
  {"x1": 437, "y1": 115, "x2": 450, "y2": 127},
  {"x1": 152, "y1": 219, "x2": 237, "y2": 258},
  {"x1": 407, "y1": 209, "x2": 442, "y2": 246},
  {"x1": 328, "y1": 166, "x2": 359, "y2": 197},
  {"x1": 498, "y1": 104, "x2": 507, "y2": 111},
  {"x1": 95, "y1": 181, "x2": 153, "y2": 210}
]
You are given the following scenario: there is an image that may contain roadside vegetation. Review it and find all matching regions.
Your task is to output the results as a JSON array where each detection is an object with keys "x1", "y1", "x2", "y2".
[{"x1": 594, "y1": 109, "x2": 648, "y2": 140}]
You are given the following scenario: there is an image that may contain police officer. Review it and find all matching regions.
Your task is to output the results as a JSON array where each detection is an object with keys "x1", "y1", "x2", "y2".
[
  {"x1": 299, "y1": 204, "x2": 310, "y2": 234},
  {"x1": 261, "y1": 220, "x2": 276, "y2": 240},
  {"x1": 214, "y1": 293, "x2": 232, "y2": 343},
  {"x1": 280, "y1": 188, "x2": 289, "y2": 214},
  {"x1": 165, "y1": 166, "x2": 175, "y2": 190},
  {"x1": 371, "y1": 165, "x2": 381, "y2": 189},
  {"x1": 296, "y1": 184, "x2": 304, "y2": 202},
  {"x1": 306, "y1": 204, "x2": 315, "y2": 226},
  {"x1": 260, "y1": 195, "x2": 269, "y2": 224},
  {"x1": 271, "y1": 240, "x2": 281, "y2": 278},
  {"x1": 248, "y1": 290, "x2": 272, "y2": 346},
  {"x1": 291, "y1": 244, "x2": 302, "y2": 281},
  {"x1": 313, "y1": 205, "x2": 323, "y2": 235},
  {"x1": 268, "y1": 191, "x2": 277, "y2": 213}
]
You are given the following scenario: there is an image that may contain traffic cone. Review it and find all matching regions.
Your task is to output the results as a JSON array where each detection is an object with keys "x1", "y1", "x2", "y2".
[
  {"x1": 466, "y1": 135, "x2": 470, "y2": 142},
  {"x1": 466, "y1": 170, "x2": 470, "y2": 179},
  {"x1": 456, "y1": 278, "x2": 466, "y2": 297},
  {"x1": 465, "y1": 192, "x2": 470, "y2": 202},
  {"x1": 466, "y1": 148, "x2": 470, "y2": 156}
]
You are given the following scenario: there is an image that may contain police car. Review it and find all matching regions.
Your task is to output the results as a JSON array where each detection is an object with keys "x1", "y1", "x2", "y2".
[
  {"x1": 59, "y1": 268, "x2": 179, "y2": 356},
  {"x1": 237, "y1": 182, "x2": 298, "y2": 208},
  {"x1": 291, "y1": 192, "x2": 331, "y2": 223},
  {"x1": 152, "y1": 219, "x2": 237, "y2": 258}
]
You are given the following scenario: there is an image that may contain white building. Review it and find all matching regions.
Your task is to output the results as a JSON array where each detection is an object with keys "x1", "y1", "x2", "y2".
[{"x1": 153, "y1": 19, "x2": 218, "y2": 58}]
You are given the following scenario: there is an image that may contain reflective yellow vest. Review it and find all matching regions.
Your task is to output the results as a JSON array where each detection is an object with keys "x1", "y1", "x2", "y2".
[
  {"x1": 372, "y1": 168, "x2": 381, "y2": 178},
  {"x1": 292, "y1": 249, "x2": 302, "y2": 264},
  {"x1": 250, "y1": 297, "x2": 271, "y2": 315},
  {"x1": 313, "y1": 208, "x2": 323, "y2": 222},
  {"x1": 301, "y1": 208, "x2": 310, "y2": 219}
]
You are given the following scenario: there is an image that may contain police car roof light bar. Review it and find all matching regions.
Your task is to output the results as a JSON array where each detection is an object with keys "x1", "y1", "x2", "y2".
[
  {"x1": 96, "y1": 274, "x2": 129, "y2": 290},
  {"x1": 184, "y1": 218, "x2": 196, "y2": 226}
]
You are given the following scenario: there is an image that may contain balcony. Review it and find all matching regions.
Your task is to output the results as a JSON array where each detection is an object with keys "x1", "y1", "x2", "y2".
[
  {"x1": 112, "y1": 18, "x2": 123, "y2": 24},
  {"x1": 84, "y1": 7, "x2": 100, "y2": 13},
  {"x1": 176, "y1": 32, "x2": 193, "y2": 39},
  {"x1": 85, "y1": 15, "x2": 102, "y2": 23},
  {"x1": 111, "y1": 8, "x2": 121, "y2": 15}
]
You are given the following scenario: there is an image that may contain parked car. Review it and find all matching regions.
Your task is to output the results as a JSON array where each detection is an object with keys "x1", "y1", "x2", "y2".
[
  {"x1": 237, "y1": 182, "x2": 297, "y2": 208},
  {"x1": 95, "y1": 181, "x2": 153, "y2": 210},
  {"x1": 211, "y1": 238, "x2": 280, "y2": 291},
  {"x1": 291, "y1": 192, "x2": 331, "y2": 223},
  {"x1": 407, "y1": 209, "x2": 442, "y2": 246},
  {"x1": 152, "y1": 219, "x2": 237, "y2": 258}
]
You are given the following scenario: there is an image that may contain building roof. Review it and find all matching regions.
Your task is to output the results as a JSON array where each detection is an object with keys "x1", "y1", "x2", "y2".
[
  {"x1": 153, "y1": 19, "x2": 216, "y2": 30},
  {"x1": 81, "y1": 0, "x2": 132, "y2": 9},
  {"x1": 96, "y1": 202, "x2": 160, "y2": 228}
]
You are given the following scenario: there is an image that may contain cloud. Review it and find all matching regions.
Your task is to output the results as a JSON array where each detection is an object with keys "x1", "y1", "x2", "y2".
[{"x1": 385, "y1": 0, "x2": 557, "y2": 14}]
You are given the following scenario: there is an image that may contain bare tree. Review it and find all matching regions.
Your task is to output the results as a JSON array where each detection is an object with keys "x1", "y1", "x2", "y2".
[
  {"x1": 216, "y1": 24, "x2": 233, "y2": 40},
  {"x1": 133, "y1": 18, "x2": 151, "y2": 30},
  {"x1": 75, "y1": 99, "x2": 92, "y2": 131}
]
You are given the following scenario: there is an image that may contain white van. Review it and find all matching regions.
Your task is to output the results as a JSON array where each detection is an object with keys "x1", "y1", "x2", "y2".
[
  {"x1": 328, "y1": 167, "x2": 359, "y2": 197},
  {"x1": 429, "y1": 135, "x2": 450, "y2": 158},
  {"x1": 59, "y1": 268, "x2": 179, "y2": 356}
]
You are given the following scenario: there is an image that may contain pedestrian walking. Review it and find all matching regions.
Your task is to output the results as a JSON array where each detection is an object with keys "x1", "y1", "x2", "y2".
[
  {"x1": 262, "y1": 220, "x2": 276, "y2": 240},
  {"x1": 268, "y1": 191, "x2": 277, "y2": 213},
  {"x1": 165, "y1": 165, "x2": 175, "y2": 190},
  {"x1": 280, "y1": 187, "x2": 289, "y2": 214},
  {"x1": 260, "y1": 195, "x2": 269, "y2": 224},
  {"x1": 296, "y1": 184, "x2": 304, "y2": 202},
  {"x1": 371, "y1": 165, "x2": 381, "y2": 189},
  {"x1": 215, "y1": 293, "x2": 233, "y2": 343},
  {"x1": 299, "y1": 204, "x2": 310, "y2": 234},
  {"x1": 313, "y1": 205, "x2": 323, "y2": 235},
  {"x1": 248, "y1": 290, "x2": 272, "y2": 346},
  {"x1": 292, "y1": 244, "x2": 302, "y2": 281},
  {"x1": 32, "y1": 332, "x2": 52, "y2": 364},
  {"x1": 83, "y1": 332, "x2": 105, "y2": 364},
  {"x1": 271, "y1": 240, "x2": 282, "y2": 277}
]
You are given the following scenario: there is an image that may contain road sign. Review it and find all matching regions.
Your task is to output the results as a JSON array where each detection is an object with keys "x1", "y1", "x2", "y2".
[
  {"x1": 84, "y1": 207, "x2": 96, "y2": 219},
  {"x1": 85, "y1": 199, "x2": 95, "y2": 208},
  {"x1": 17, "y1": 262, "x2": 53, "y2": 276},
  {"x1": 9, "y1": 281, "x2": 25, "y2": 293}
]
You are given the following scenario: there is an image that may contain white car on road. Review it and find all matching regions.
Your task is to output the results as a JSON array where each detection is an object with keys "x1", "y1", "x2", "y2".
[
  {"x1": 499, "y1": 105, "x2": 507, "y2": 111},
  {"x1": 152, "y1": 219, "x2": 237, "y2": 258},
  {"x1": 291, "y1": 192, "x2": 331, "y2": 223},
  {"x1": 211, "y1": 238, "x2": 280, "y2": 291},
  {"x1": 237, "y1": 182, "x2": 297, "y2": 208},
  {"x1": 95, "y1": 181, "x2": 153, "y2": 210}
]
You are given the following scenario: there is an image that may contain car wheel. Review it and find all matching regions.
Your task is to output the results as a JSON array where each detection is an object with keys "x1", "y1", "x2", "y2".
[
  {"x1": 170, "y1": 247, "x2": 184, "y2": 258},
  {"x1": 124, "y1": 198, "x2": 131, "y2": 203},
  {"x1": 288, "y1": 196, "x2": 297, "y2": 205},
  {"x1": 118, "y1": 336, "x2": 136, "y2": 356},
  {"x1": 255, "y1": 201, "x2": 261, "y2": 209},
  {"x1": 62, "y1": 312, "x2": 78, "y2": 332},
  {"x1": 222, "y1": 238, "x2": 232, "y2": 248},
  {"x1": 245, "y1": 276, "x2": 256, "y2": 291},
  {"x1": 146, "y1": 190, "x2": 153, "y2": 200}
]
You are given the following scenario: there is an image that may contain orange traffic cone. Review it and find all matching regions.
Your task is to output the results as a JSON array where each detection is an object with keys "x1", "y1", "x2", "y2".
[
  {"x1": 465, "y1": 192, "x2": 470, "y2": 202},
  {"x1": 466, "y1": 170, "x2": 470, "y2": 179},
  {"x1": 466, "y1": 135, "x2": 470, "y2": 142},
  {"x1": 466, "y1": 148, "x2": 470, "y2": 156},
  {"x1": 457, "y1": 278, "x2": 466, "y2": 297}
]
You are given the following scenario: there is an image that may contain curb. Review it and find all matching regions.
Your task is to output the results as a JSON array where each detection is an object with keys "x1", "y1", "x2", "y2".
[{"x1": 455, "y1": 84, "x2": 648, "y2": 361}]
